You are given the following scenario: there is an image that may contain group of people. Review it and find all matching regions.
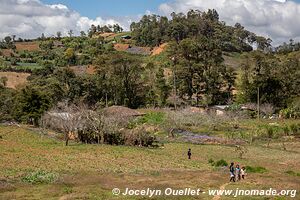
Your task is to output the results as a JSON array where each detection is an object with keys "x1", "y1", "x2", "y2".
[
  {"x1": 187, "y1": 149, "x2": 247, "y2": 183},
  {"x1": 229, "y1": 162, "x2": 246, "y2": 182}
]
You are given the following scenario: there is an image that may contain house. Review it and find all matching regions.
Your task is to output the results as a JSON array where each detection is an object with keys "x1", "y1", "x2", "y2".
[
  {"x1": 121, "y1": 35, "x2": 132, "y2": 40},
  {"x1": 53, "y1": 41, "x2": 64, "y2": 48},
  {"x1": 209, "y1": 105, "x2": 230, "y2": 116}
]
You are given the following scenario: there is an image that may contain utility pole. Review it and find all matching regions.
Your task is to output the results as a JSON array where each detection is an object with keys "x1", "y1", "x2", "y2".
[
  {"x1": 257, "y1": 87, "x2": 260, "y2": 121},
  {"x1": 105, "y1": 92, "x2": 108, "y2": 108},
  {"x1": 172, "y1": 57, "x2": 177, "y2": 110}
]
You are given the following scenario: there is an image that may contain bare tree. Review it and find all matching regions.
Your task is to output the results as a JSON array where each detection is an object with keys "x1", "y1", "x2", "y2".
[
  {"x1": 260, "y1": 103, "x2": 274, "y2": 117},
  {"x1": 41, "y1": 103, "x2": 82, "y2": 146}
]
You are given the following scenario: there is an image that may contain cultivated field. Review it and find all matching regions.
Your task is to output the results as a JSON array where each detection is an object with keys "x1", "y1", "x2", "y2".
[
  {"x1": 0, "y1": 118, "x2": 299, "y2": 200},
  {"x1": 15, "y1": 42, "x2": 40, "y2": 52},
  {"x1": 0, "y1": 72, "x2": 30, "y2": 89}
]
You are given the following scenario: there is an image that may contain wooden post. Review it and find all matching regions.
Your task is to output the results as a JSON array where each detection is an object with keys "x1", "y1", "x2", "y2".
[
  {"x1": 257, "y1": 87, "x2": 260, "y2": 121},
  {"x1": 105, "y1": 92, "x2": 108, "y2": 108}
]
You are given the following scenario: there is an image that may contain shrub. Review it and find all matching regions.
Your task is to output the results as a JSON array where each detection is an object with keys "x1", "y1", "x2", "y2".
[
  {"x1": 214, "y1": 159, "x2": 228, "y2": 167},
  {"x1": 282, "y1": 125, "x2": 290, "y2": 136},
  {"x1": 290, "y1": 123, "x2": 300, "y2": 136},
  {"x1": 209, "y1": 159, "x2": 228, "y2": 167},
  {"x1": 208, "y1": 158, "x2": 215, "y2": 165},
  {"x1": 122, "y1": 126, "x2": 159, "y2": 147},
  {"x1": 22, "y1": 170, "x2": 58, "y2": 184},
  {"x1": 245, "y1": 166, "x2": 267, "y2": 173},
  {"x1": 266, "y1": 126, "x2": 274, "y2": 139},
  {"x1": 127, "y1": 112, "x2": 165, "y2": 128},
  {"x1": 285, "y1": 170, "x2": 300, "y2": 177}
]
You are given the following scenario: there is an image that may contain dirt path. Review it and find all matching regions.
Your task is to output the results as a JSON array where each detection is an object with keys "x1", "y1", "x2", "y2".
[{"x1": 212, "y1": 183, "x2": 229, "y2": 200}]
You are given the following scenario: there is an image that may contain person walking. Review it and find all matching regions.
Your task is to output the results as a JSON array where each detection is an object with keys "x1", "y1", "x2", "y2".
[
  {"x1": 236, "y1": 164, "x2": 241, "y2": 181},
  {"x1": 187, "y1": 148, "x2": 192, "y2": 159},
  {"x1": 229, "y1": 162, "x2": 235, "y2": 182},
  {"x1": 241, "y1": 167, "x2": 246, "y2": 180}
]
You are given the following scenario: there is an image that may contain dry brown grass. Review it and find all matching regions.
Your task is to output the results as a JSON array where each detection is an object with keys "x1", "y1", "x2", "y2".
[
  {"x1": 152, "y1": 43, "x2": 168, "y2": 56},
  {"x1": 15, "y1": 42, "x2": 40, "y2": 52},
  {"x1": 99, "y1": 32, "x2": 117, "y2": 38},
  {"x1": 0, "y1": 72, "x2": 30, "y2": 89}
]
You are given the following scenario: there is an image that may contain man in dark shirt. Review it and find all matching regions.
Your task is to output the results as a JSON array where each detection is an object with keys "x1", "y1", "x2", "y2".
[
  {"x1": 229, "y1": 162, "x2": 235, "y2": 182},
  {"x1": 187, "y1": 148, "x2": 192, "y2": 159}
]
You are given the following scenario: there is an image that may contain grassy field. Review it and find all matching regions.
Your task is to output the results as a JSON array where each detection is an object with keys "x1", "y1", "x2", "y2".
[{"x1": 0, "y1": 122, "x2": 299, "y2": 200}]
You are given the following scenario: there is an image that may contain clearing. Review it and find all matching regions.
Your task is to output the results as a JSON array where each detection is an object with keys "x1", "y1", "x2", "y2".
[
  {"x1": 15, "y1": 42, "x2": 40, "y2": 52},
  {"x1": 0, "y1": 123, "x2": 299, "y2": 200},
  {"x1": 0, "y1": 72, "x2": 30, "y2": 89}
]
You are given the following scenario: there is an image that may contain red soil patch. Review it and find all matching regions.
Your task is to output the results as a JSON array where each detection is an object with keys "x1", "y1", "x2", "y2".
[
  {"x1": 0, "y1": 72, "x2": 30, "y2": 89},
  {"x1": 113, "y1": 43, "x2": 130, "y2": 51},
  {"x1": 152, "y1": 43, "x2": 168, "y2": 56},
  {"x1": 85, "y1": 65, "x2": 96, "y2": 75},
  {"x1": 15, "y1": 42, "x2": 40, "y2": 51}
]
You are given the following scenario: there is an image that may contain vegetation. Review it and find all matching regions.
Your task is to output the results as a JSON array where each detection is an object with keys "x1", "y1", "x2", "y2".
[
  {"x1": 131, "y1": 10, "x2": 271, "y2": 51},
  {"x1": 0, "y1": 125, "x2": 299, "y2": 199},
  {"x1": 0, "y1": 9, "x2": 299, "y2": 124},
  {"x1": 245, "y1": 166, "x2": 267, "y2": 174},
  {"x1": 22, "y1": 170, "x2": 58, "y2": 184},
  {"x1": 0, "y1": 6, "x2": 299, "y2": 200}
]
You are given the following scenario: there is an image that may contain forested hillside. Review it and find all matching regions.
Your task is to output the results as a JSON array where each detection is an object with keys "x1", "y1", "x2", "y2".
[{"x1": 0, "y1": 9, "x2": 299, "y2": 124}]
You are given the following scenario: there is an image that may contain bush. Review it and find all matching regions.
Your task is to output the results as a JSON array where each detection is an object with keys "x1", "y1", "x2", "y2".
[
  {"x1": 128, "y1": 112, "x2": 165, "y2": 128},
  {"x1": 209, "y1": 159, "x2": 228, "y2": 167},
  {"x1": 290, "y1": 123, "x2": 300, "y2": 136},
  {"x1": 123, "y1": 125, "x2": 159, "y2": 147},
  {"x1": 266, "y1": 126, "x2": 275, "y2": 139},
  {"x1": 285, "y1": 170, "x2": 300, "y2": 177},
  {"x1": 208, "y1": 158, "x2": 215, "y2": 165},
  {"x1": 22, "y1": 170, "x2": 58, "y2": 184},
  {"x1": 245, "y1": 166, "x2": 267, "y2": 173},
  {"x1": 214, "y1": 159, "x2": 228, "y2": 167},
  {"x1": 282, "y1": 125, "x2": 290, "y2": 136}
]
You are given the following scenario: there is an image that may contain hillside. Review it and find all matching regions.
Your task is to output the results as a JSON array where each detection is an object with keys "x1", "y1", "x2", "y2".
[{"x1": 0, "y1": 7, "x2": 300, "y2": 200}]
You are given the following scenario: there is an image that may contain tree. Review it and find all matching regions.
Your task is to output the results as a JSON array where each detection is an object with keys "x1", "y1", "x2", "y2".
[
  {"x1": 95, "y1": 53, "x2": 147, "y2": 108},
  {"x1": 4, "y1": 36, "x2": 12, "y2": 44},
  {"x1": 64, "y1": 48, "x2": 76, "y2": 65},
  {"x1": 41, "y1": 33, "x2": 46, "y2": 40},
  {"x1": 80, "y1": 31, "x2": 86, "y2": 37},
  {"x1": 255, "y1": 36, "x2": 272, "y2": 51},
  {"x1": 156, "y1": 68, "x2": 171, "y2": 106},
  {"x1": 39, "y1": 40, "x2": 54, "y2": 50},
  {"x1": 167, "y1": 36, "x2": 233, "y2": 105},
  {"x1": 88, "y1": 24, "x2": 97, "y2": 37},
  {"x1": 113, "y1": 24, "x2": 123, "y2": 33},
  {"x1": 0, "y1": 87, "x2": 15, "y2": 121},
  {"x1": 14, "y1": 86, "x2": 51, "y2": 126},
  {"x1": 238, "y1": 51, "x2": 300, "y2": 108},
  {"x1": 56, "y1": 31, "x2": 62, "y2": 39},
  {"x1": 68, "y1": 30, "x2": 74, "y2": 37}
]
